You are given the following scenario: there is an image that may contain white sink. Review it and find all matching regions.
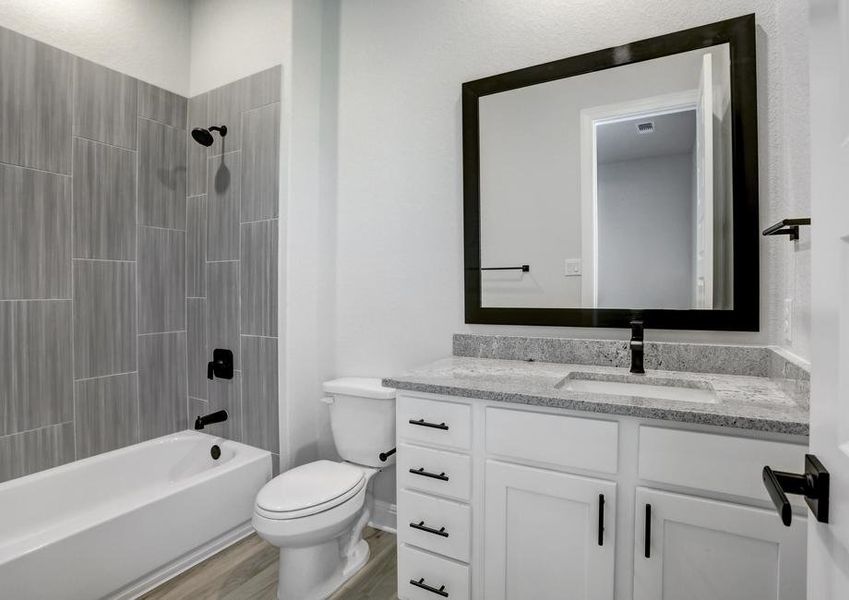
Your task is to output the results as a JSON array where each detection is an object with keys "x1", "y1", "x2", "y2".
[{"x1": 558, "y1": 375, "x2": 718, "y2": 404}]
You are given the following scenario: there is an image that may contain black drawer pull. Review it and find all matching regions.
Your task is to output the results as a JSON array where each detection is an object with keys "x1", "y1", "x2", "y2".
[
  {"x1": 410, "y1": 578, "x2": 449, "y2": 597},
  {"x1": 409, "y1": 467, "x2": 449, "y2": 481},
  {"x1": 644, "y1": 503, "x2": 652, "y2": 558},
  {"x1": 410, "y1": 520, "x2": 449, "y2": 537},
  {"x1": 597, "y1": 494, "x2": 605, "y2": 546},
  {"x1": 409, "y1": 418, "x2": 449, "y2": 430}
]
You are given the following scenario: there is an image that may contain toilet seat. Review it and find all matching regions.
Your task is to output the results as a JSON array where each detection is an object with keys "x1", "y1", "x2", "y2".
[{"x1": 254, "y1": 460, "x2": 366, "y2": 521}]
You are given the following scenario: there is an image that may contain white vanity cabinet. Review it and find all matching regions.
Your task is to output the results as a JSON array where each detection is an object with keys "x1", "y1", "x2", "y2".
[{"x1": 395, "y1": 392, "x2": 808, "y2": 600}]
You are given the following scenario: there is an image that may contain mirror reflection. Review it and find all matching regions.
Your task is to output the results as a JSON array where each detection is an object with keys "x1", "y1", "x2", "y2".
[{"x1": 479, "y1": 44, "x2": 732, "y2": 310}]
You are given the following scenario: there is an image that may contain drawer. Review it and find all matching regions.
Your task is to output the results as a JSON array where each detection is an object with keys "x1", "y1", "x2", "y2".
[
  {"x1": 638, "y1": 426, "x2": 808, "y2": 502},
  {"x1": 398, "y1": 395, "x2": 471, "y2": 450},
  {"x1": 486, "y1": 407, "x2": 619, "y2": 474},
  {"x1": 398, "y1": 488, "x2": 471, "y2": 563},
  {"x1": 398, "y1": 443, "x2": 472, "y2": 502},
  {"x1": 398, "y1": 543, "x2": 470, "y2": 600}
]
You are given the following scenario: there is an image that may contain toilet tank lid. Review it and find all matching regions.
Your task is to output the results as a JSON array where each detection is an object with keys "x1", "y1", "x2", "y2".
[{"x1": 322, "y1": 377, "x2": 396, "y2": 399}]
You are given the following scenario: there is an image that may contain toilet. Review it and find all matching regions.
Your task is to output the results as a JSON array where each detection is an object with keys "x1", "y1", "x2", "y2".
[{"x1": 252, "y1": 377, "x2": 396, "y2": 600}]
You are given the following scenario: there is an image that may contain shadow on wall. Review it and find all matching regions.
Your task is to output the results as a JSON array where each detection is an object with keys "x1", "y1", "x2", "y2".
[{"x1": 214, "y1": 159, "x2": 230, "y2": 192}]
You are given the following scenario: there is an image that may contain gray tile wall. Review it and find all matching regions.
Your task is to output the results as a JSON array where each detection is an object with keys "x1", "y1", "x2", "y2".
[
  {"x1": 0, "y1": 27, "x2": 191, "y2": 483},
  {"x1": 186, "y1": 66, "x2": 281, "y2": 469}
]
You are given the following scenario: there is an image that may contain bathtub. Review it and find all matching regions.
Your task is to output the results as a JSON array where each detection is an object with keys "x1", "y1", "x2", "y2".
[{"x1": 0, "y1": 430, "x2": 271, "y2": 599}]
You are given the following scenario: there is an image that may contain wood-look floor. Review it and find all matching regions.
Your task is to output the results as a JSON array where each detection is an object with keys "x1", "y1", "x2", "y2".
[{"x1": 141, "y1": 527, "x2": 397, "y2": 600}]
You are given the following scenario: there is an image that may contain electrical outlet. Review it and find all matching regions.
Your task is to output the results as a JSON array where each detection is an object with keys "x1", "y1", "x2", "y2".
[
  {"x1": 565, "y1": 258, "x2": 582, "y2": 277},
  {"x1": 783, "y1": 298, "x2": 793, "y2": 343}
]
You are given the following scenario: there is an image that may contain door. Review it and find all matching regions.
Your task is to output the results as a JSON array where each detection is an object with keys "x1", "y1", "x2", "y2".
[
  {"x1": 484, "y1": 460, "x2": 616, "y2": 600},
  {"x1": 694, "y1": 52, "x2": 714, "y2": 308},
  {"x1": 634, "y1": 488, "x2": 806, "y2": 600},
  {"x1": 808, "y1": 0, "x2": 849, "y2": 596}
]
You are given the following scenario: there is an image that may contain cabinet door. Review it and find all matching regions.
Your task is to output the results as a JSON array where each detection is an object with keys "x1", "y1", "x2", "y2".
[
  {"x1": 484, "y1": 460, "x2": 616, "y2": 600},
  {"x1": 634, "y1": 487, "x2": 806, "y2": 600}
]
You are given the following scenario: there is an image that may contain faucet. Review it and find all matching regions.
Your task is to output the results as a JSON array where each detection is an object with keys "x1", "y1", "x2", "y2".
[
  {"x1": 195, "y1": 410, "x2": 228, "y2": 430},
  {"x1": 207, "y1": 348, "x2": 234, "y2": 380},
  {"x1": 630, "y1": 320, "x2": 645, "y2": 374}
]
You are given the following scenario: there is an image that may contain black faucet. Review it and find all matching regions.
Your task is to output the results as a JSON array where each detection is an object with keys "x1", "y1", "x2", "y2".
[
  {"x1": 630, "y1": 320, "x2": 645, "y2": 374},
  {"x1": 207, "y1": 348, "x2": 234, "y2": 380},
  {"x1": 195, "y1": 410, "x2": 228, "y2": 430}
]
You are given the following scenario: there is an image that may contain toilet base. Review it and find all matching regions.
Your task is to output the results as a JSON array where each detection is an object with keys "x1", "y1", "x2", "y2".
[{"x1": 276, "y1": 538, "x2": 371, "y2": 600}]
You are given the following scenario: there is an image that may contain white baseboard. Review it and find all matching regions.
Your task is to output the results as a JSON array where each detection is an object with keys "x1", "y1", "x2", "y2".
[{"x1": 369, "y1": 499, "x2": 397, "y2": 534}]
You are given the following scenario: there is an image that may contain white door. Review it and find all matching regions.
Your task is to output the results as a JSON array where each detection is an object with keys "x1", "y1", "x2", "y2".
[
  {"x1": 695, "y1": 52, "x2": 714, "y2": 308},
  {"x1": 808, "y1": 0, "x2": 849, "y2": 596},
  {"x1": 633, "y1": 488, "x2": 806, "y2": 600},
  {"x1": 484, "y1": 460, "x2": 616, "y2": 600}
]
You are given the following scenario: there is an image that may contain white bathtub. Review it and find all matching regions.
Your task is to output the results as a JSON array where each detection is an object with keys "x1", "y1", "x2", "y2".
[{"x1": 0, "y1": 430, "x2": 271, "y2": 599}]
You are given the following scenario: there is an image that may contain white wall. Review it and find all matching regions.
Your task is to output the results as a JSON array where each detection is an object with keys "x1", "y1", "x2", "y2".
[
  {"x1": 333, "y1": 0, "x2": 812, "y2": 382},
  {"x1": 189, "y1": 0, "x2": 289, "y2": 95},
  {"x1": 597, "y1": 153, "x2": 694, "y2": 308},
  {"x1": 0, "y1": 0, "x2": 191, "y2": 94}
]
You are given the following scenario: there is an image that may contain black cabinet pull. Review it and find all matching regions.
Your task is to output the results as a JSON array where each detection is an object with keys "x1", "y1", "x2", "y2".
[
  {"x1": 410, "y1": 578, "x2": 449, "y2": 597},
  {"x1": 598, "y1": 494, "x2": 605, "y2": 546},
  {"x1": 409, "y1": 467, "x2": 449, "y2": 481},
  {"x1": 409, "y1": 418, "x2": 449, "y2": 430},
  {"x1": 644, "y1": 504, "x2": 652, "y2": 558},
  {"x1": 410, "y1": 520, "x2": 449, "y2": 537},
  {"x1": 762, "y1": 454, "x2": 830, "y2": 526}
]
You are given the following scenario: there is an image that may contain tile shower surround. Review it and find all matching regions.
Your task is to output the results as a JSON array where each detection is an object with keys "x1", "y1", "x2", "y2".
[{"x1": 0, "y1": 25, "x2": 281, "y2": 482}]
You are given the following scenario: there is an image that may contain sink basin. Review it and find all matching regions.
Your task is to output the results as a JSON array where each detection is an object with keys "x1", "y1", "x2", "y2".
[{"x1": 556, "y1": 373, "x2": 718, "y2": 404}]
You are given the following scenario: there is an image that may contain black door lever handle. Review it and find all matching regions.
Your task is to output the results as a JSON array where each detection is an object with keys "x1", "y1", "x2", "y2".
[{"x1": 763, "y1": 454, "x2": 829, "y2": 526}]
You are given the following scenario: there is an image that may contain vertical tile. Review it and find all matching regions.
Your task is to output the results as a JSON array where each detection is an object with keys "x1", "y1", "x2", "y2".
[
  {"x1": 187, "y1": 94, "x2": 209, "y2": 196},
  {"x1": 241, "y1": 336, "x2": 278, "y2": 453},
  {"x1": 0, "y1": 422, "x2": 75, "y2": 483},
  {"x1": 74, "y1": 58, "x2": 138, "y2": 149},
  {"x1": 188, "y1": 298, "x2": 208, "y2": 400},
  {"x1": 137, "y1": 117, "x2": 187, "y2": 229},
  {"x1": 138, "y1": 227, "x2": 186, "y2": 333},
  {"x1": 0, "y1": 27, "x2": 73, "y2": 173},
  {"x1": 0, "y1": 164, "x2": 71, "y2": 299},
  {"x1": 247, "y1": 66, "x2": 282, "y2": 107},
  {"x1": 208, "y1": 262, "x2": 240, "y2": 369},
  {"x1": 241, "y1": 221, "x2": 278, "y2": 336},
  {"x1": 139, "y1": 332, "x2": 188, "y2": 440},
  {"x1": 207, "y1": 152, "x2": 241, "y2": 260},
  {"x1": 74, "y1": 373, "x2": 139, "y2": 459},
  {"x1": 72, "y1": 138, "x2": 136, "y2": 260},
  {"x1": 208, "y1": 372, "x2": 242, "y2": 441},
  {"x1": 138, "y1": 81, "x2": 188, "y2": 129},
  {"x1": 187, "y1": 195, "x2": 207, "y2": 297},
  {"x1": 73, "y1": 261, "x2": 137, "y2": 379},
  {"x1": 241, "y1": 103, "x2": 280, "y2": 221},
  {"x1": 0, "y1": 301, "x2": 73, "y2": 436},
  {"x1": 188, "y1": 397, "x2": 208, "y2": 428}
]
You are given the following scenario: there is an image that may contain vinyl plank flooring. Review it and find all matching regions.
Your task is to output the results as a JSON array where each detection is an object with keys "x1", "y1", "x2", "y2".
[
  {"x1": 138, "y1": 332, "x2": 188, "y2": 441},
  {"x1": 141, "y1": 528, "x2": 397, "y2": 600},
  {"x1": 138, "y1": 117, "x2": 187, "y2": 229},
  {"x1": 74, "y1": 58, "x2": 137, "y2": 149},
  {"x1": 74, "y1": 373, "x2": 139, "y2": 459},
  {"x1": 240, "y1": 221, "x2": 277, "y2": 336},
  {"x1": 207, "y1": 152, "x2": 241, "y2": 261},
  {"x1": 240, "y1": 103, "x2": 279, "y2": 221},
  {"x1": 138, "y1": 227, "x2": 186, "y2": 334},
  {"x1": 0, "y1": 163, "x2": 72, "y2": 299},
  {"x1": 73, "y1": 138, "x2": 136, "y2": 260}
]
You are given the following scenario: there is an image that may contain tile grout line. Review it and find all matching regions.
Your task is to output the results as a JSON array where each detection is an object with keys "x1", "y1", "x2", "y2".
[
  {"x1": 0, "y1": 421, "x2": 76, "y2": 441},
  {"x1": 71, "y1": 59, "x2": 78, "y2": 463},
  {"x1": 73, "y1": 134, "x2": 137, "y2": 153},
  {"x1": 135, "y1": 79, "x2": 142, "y2": 445},
  {"x1": 74, "y1": 371, "x2": 138, "y2": 383}
]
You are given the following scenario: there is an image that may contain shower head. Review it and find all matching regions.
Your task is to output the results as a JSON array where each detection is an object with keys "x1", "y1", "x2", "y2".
[{"x1": 191, "y1": 125, "x2": 227, "y2": 147}]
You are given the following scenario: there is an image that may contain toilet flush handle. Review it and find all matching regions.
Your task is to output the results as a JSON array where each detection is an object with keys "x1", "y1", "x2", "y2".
[{"x1": 320, "y1": 396, "x2": 335, "y2": 405}]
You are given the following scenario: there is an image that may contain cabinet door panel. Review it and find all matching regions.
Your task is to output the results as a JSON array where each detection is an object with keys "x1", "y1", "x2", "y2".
[
  {"x1": 485, "y1": 460, "x2": 615, "y2": 600},
  {"x1": 634, "y1": 487, "x2": 806, "y2": 600}
]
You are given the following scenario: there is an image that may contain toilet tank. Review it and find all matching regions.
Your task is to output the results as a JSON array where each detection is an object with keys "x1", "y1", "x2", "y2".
[{"x1": 322, "y1": 378, "x2": 396, "y2": 467}]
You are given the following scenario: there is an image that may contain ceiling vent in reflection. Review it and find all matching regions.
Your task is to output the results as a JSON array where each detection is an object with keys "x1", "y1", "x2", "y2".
[{"x1": 636, "y1": 121, "x2": 655, "y2": 134}]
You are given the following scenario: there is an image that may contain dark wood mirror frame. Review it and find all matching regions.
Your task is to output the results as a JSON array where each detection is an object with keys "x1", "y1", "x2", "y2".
[{"x1": 462, "y1": 14, "x2": 759, "y2": 331}]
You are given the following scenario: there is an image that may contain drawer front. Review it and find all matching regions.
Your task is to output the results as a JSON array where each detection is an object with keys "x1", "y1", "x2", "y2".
[
  {"x1": 486, "y1": 407, "x2": 619, "y2": 474},
  {"x1": 398, "y1": 443, "x2": 472, "y2": 501},
  {"x1": 398, "y1": 489, "x2": 471, "y2": 563},
  {"x1": 398, "y1": 395, "x2": 472, "y2": 450},
  {"x1": 638, "y1": 426, "x2": 808, "y2": 502},
  {"x1": 398, "y1": 543, "x2": 470, "y2": 600}
]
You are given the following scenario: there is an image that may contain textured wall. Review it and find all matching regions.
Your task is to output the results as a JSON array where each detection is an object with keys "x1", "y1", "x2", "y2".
[
  {"x1": 0, "y1": 25, "x2": 189, "y2": 482},
  {"x1": 185, "y1": 66, "x2": 283, "y2": 473}
]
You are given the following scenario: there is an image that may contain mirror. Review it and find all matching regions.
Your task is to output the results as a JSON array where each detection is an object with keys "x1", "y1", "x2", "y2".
[{"x1": 463, "y1": 15, "x2": 759, "y2": 331}]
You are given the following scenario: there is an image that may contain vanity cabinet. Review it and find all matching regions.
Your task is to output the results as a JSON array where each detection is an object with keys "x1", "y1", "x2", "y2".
[{"x1": 395, "y1": 393, "x2": 808, "y2": 600}]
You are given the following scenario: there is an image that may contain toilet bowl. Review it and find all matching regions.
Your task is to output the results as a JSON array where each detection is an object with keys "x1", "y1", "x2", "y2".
[{"x1": 252, "y1": 378, "x2": 396, "y2": 600}]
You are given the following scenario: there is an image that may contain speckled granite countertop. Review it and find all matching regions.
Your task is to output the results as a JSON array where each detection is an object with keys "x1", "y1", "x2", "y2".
[{"x1": 383, "y1": 357, "x2": 809, "y2": 436}]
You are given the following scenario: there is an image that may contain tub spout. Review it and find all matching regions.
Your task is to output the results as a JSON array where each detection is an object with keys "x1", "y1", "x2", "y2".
[{"x1": 195, "y1": 410, "x2": 228, "y2": 430}]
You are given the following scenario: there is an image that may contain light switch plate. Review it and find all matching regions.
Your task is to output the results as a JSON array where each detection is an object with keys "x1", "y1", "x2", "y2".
[{"x1": 565, "y1": 258, "x2": 582, "y2": 277}]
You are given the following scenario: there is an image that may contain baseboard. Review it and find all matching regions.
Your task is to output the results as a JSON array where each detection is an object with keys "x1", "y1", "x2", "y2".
[
  {"x1": 369, "y1": 499, "x2": 397, "y2": 534},
  {"x1": 110, "y1": 522, "x2": 255, "y2": 599}
]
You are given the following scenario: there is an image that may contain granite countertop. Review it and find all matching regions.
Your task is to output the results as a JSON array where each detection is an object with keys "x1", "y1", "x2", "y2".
[{"x1": 383, "y1": 356, "x2": 809, "y2": 436}]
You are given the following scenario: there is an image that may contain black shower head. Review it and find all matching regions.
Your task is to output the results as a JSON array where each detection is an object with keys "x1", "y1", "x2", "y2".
[{"x1": 191, "y1": 125, "x2": 227, "y2": 147}]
